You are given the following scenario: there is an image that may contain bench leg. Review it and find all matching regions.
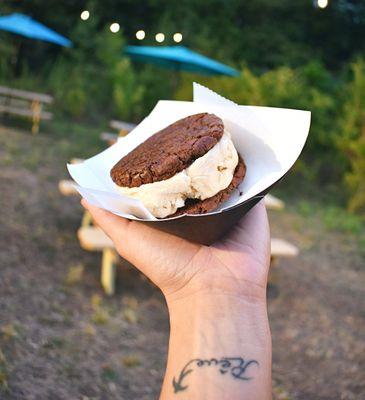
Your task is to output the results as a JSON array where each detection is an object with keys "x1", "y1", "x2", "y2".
[
  {"x1": 81, "y1": 210, "x2": 93, "y2": 227},
  {"x1": 101, "y1": 248, "x2": 117, "y2": 295},
  {"x1": 31, "y1": 100, "x2": 41, "y2": 134}
]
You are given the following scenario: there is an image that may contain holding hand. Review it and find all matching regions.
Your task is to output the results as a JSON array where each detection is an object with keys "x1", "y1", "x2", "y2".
[{"x1": 82, "y1": 199, "x2": 272, "y2": 399}]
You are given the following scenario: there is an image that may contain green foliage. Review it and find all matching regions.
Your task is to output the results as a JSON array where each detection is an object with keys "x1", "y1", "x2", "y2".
[
  {"x1": 296, "y1": 200, "x2": 364, "y2": 235},
  {"x1": 11, "y1": 0, "x2": 365, "y2": 71},
  {"x1": 337, "y1": 60, "x2": 365, "y2": 213},
  {"x1": 0, "y1": 0, "x2": 364, "y2": 214},
  {"x1": 113, "y1": 58, "x2": 144, "y2": 121},
  {"x1": 0, "y1": 39, "x2": 16, "y2": 81},
  {"x1": 322, "y1": 206, "x2": 364, "y2": 234},
  {"x1": 38, "y1": 19, "x2": 145, "y2": 121}
]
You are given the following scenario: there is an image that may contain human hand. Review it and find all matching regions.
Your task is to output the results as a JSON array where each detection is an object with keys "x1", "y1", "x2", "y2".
[
  {"x1": 81, "y1": 199, "x2": 272, "y2": 399},
  {"x1": 81, "y1": 199, "x2": 270, "y2": 306}
]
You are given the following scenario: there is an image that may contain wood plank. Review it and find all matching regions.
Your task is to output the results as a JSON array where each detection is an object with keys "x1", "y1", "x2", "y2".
[
  {"x1": 58, "y1": 180, "x2": 78, "y2": 196},
  {"x1": 0, "y1": 97, "x2": 30, "y2": 109},
  {"x1": 109, "y1": 120, "x2": 136, "y2": 132},
  {"x1": 78, "y1": 227, "x2": 114, "y2": 251},
  {"x1": 100, "y1": 132, "x2": 118, "y2": 144},
  {"x1": 70, "y1": 158, "x2": 84, "y2": 164},
  {"x1": 271, "y1": 238, "x2": 299, "y2": 258},
  {"x1": 265, "y1": 194, "x2": 285, "y2": 210},
  {"x1": 101, "y1": 248, "x2": 117, "y2": 295},
  {"x1": 0, "y1": 105, "x2": 53, "y2": 120},
  {"x1": 0, "y1": 86, "x2": 53, "y2": 103}
]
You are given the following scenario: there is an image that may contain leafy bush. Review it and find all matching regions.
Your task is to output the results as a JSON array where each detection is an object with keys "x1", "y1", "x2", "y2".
[
  {"x1": 44, "y1": 21, "x2": 145, "y2": 121},
  {"x1": 112, "y1": 58, "x2": 144, "y2": 121},
  {"x1": 1, "y1": 17, "x2": 364, "y2": 215},
  {"x1": 337, "y1": 59, "x2": 365, "y2": 213},
  {"x1": 0, "y1": 39, "x2": 16, "y2": 81}
]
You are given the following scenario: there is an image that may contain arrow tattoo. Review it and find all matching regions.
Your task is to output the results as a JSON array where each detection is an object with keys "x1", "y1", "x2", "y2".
[{"x1": 172, "y1": 357, "x2": 259, "y2": 394}]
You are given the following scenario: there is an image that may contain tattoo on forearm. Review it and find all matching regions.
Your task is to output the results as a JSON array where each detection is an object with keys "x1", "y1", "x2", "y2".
[{"x1": 172, "y1": 357, "x2": 259, "y2": 393}]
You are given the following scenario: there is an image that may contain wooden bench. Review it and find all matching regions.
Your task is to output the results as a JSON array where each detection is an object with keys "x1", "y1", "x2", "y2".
[
  {"x1": 0, "y1": 86, "x2": 53, "y2": 134},
  {"x1": 264, "y1": 194, "x2": 285, "y2": 211},
  {"x1": 78, "y1": 227, "x2": 118, "y2": 295},
  {"x1": 100, "y1": 132, "x2": 119, "y2": 145},
  {"x1": 100, "y1": 119, "x2": 137, "y2": 145},
  {"x1": 110, "y1": 120, "x2": 137, "y2": 134},
  {"x1": 58, "y1": 179, "x2": 78, "y2": 196},
  {"x1": 270, "y1": 238, "x2": 299, "y2": 258}
]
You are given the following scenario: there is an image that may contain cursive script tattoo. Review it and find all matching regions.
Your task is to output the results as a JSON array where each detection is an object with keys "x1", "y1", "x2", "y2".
[{"x1": 172, "y1": 357, "x2": 259, "y2": 393}]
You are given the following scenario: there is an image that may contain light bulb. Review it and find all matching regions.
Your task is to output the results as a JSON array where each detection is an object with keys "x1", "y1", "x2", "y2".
[
  {"x1": 155, "y1": 33, "x2": 165, "y2": 43},
  {"x1": 110, "y1": 23, "x2": 120, "y2": 33},
  {"x1": 80, "y1": 10, "x2": 90, "y2": 21},
  {"x1": 136, "y1": 30, "x2": 145, "y2": 40},
  {"x1": 317, "y1": 0, "x2": 328, "y2": 9},
  {"x1": 173, "y1": 33, "x2": 183, "y2": 43}
]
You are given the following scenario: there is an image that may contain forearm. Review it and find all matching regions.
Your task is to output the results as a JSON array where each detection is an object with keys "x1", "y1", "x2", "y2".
[{"x1": 160, "y1": 293, "x2": 272, "y2": 400}]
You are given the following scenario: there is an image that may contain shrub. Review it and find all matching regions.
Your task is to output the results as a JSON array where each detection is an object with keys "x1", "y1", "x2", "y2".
[
  {"x1": 112, "y1": 58, "x2": 144, "y2": 121},
  {"x1": 337, "y1": 59, "x2": 365, "y2": 214}
]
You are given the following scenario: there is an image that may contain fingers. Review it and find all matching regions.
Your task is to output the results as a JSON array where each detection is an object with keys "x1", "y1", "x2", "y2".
[
  {"x1": 81, "y1": 200, "x2": 201, "y2": 285},
  {"x1": 216, "y1": 200, "x2": 271, "y2": 269},
  {"x1": 236, "y1": 200, "x2": 270, "y2": 241},
  {"x1": 81, "y1": 198, "x2": 130, "y2": 240}
]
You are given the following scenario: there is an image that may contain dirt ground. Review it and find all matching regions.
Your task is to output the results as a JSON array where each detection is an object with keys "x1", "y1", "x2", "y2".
[{"x1": 0, "y1": 126, "x2": 364, "y2": 400}]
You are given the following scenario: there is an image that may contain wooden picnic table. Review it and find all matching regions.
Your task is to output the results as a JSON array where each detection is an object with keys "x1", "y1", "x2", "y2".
[
  {"x1": 100, "y1": 119, "x2": 137, "y2": 145},
  {"x1": 0, "y1": 85, "x2": 53, "y2": 134}
]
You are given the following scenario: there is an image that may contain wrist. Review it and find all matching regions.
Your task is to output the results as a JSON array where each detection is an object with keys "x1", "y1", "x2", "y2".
[
  {"x1": 167, "y1": 291, "x2": 270, "y2": 347},
  {"x1": 163, "y1": 266, "x2": 268, "y2": 309}
]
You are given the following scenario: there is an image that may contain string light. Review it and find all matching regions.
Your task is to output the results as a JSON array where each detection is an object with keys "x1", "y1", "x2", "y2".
[
  {"x1": 155, "y1": 33, "x2": 165, "y2": 43},
  {"x1": 80, "y1": 10, "x2": 90, "y2": 21},
  {"x1": 173, "y1": 33, "x2": 183, "y2": 43},
  {"x1": 110, "y1": 23, "x2": 120, "y2": 33},
  {"x1": 136, "y1": 30, "x2": 145, "y2": 40},
  {"x1": 317, "y1": 0, "x2": 328, "y2": 8}
]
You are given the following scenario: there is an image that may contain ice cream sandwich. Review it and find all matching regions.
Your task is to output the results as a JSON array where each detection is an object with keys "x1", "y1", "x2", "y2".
[{"x1": 110, "y1": 113, "x2": 246, "y2": 218}]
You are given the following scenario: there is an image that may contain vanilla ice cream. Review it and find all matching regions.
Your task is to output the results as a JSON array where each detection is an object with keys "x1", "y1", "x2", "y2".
[{"x1": 116, "y1": 131, "x2": 239, "y2": 218}]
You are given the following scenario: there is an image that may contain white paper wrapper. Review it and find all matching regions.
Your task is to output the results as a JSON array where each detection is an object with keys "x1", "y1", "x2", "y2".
[{"x1": 68, "y1": 83, "x2": 311, "y2": 221}]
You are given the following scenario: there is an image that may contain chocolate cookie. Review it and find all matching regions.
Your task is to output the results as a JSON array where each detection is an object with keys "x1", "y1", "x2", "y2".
[
  {"x1": 110, "y1": 113, "x2": 224, "y2": 188},
  {"x1": 172, "y1": 156, "x2": 246, "y2": 217}
]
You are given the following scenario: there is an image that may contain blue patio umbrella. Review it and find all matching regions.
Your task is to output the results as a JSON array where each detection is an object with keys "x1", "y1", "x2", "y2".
[
  {"x1": 125, "y1": 45, "x2": 239, "y2": 76},
  {"x1": 0, "y1": 13, "x2": 72, "y2": 47}
]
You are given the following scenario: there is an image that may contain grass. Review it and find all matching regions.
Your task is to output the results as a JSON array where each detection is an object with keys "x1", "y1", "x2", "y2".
[
  {"x1": 321, "y1": 206, "x2": 364, "y2": 234},
  {"x1": 294, "y1": 199, "x2": 365, "y2": 236},
  {"x1": 122, "y1": 308, "x2": 138, "y2": 324},
  {"x1": 101, "y1": 366, "x2": 118, "y2": 382},
  {"x1": 43, "y1": 116, "x2": 105, "y2": 161},
  {"x1": 121, "y1": 355, "x2": 141, "y2": 368},
  {"x1": 83, "y1": 324, "x2": 97, "y2": 336},
  {"x1": 0, "y1": 323, "x2": 19, "y2": 341},
  {"x1": 0, "y1": 350, "x2": 8, "y2": 392},
  {"x1": 91, "y1": 294, "x2": 110, "y2": 325},
  {"x1": 273, "y1": 385, "x2": 293, "y2": 400},
  {"x1": 0, "y1": 115, "x2": 104, "y2": 172},
  {"x1": 42, "y1": 336, "x2": 67, "y2": 350},
  {"x1": 64, "y1": 264, "x2": 84, "y2": 285}
]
